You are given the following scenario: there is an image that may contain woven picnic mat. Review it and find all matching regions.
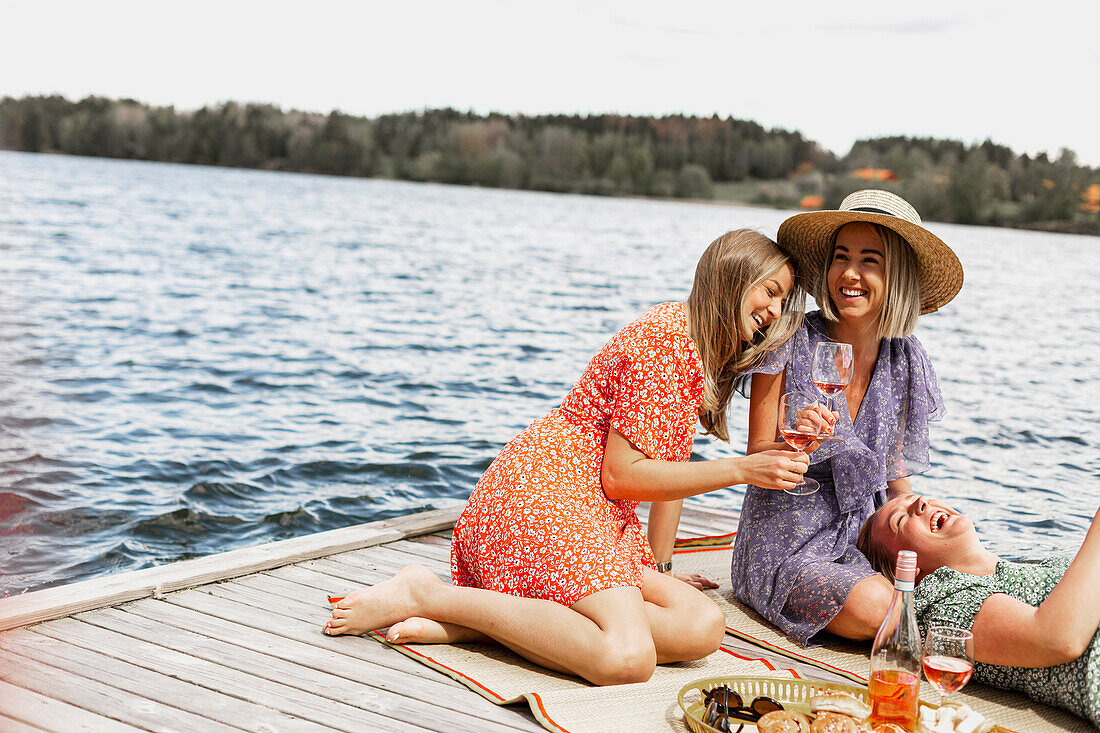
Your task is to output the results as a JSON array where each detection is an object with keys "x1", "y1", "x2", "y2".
[
  {"x1": 677, "y1": 546, "x2": 1092, "y2": 733},
  {"x1": 371, "y1": 631, "x2": 793, "y2": 733}
]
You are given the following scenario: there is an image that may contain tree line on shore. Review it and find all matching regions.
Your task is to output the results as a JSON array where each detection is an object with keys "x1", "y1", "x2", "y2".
[{"x1": 2, "y1": 95, "x2": 1097, "y2": 234}]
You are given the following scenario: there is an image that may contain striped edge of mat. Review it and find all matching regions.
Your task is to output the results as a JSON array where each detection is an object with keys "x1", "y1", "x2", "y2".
[
  {"x1": 674, "y1": 531, "x2": 737, "y2": 548},
  {"x1": 367, "y1": 635, "x2": 803, "y2": 733},
  {"x1": 367, "y1": 630, "x2": 572, "y2": 733}
]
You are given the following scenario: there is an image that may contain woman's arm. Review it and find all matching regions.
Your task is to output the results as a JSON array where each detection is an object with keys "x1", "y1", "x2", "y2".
[
  {"x1": 969, "y1": 506, "x2": 1100, "y2": 667},
  {"x1": 646, "y1": 499, "x2": 681, "y2": 569},
  {"x1": 886, "y1": 477, "x2": 912, "y2": 499},
  {"x1": 601, "y1": 427, "x2": 808, "y2": 502},
  {"x1": 645, "y1": 500, "x2": 719, "y2": 589}
]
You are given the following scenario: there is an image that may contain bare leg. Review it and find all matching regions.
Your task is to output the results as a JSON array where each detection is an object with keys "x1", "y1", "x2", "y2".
[
  {"x1": 385, "y1": 618, "x2": 487, "y2": 644},
  {"x1": 384, "y1": 566, "x2": 725, "y2": 661},
  {"x1": 324, "y1": 564, "x2": 724, "y2": 685},
  {"x1": 824, "y1": 574, "x2": 894, "y2": 640},
  {"x1": 637, "y1": 567, "x2": 726, "y2": 663}
]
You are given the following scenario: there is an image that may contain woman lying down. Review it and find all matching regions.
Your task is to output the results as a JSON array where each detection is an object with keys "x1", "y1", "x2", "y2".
[{"x1": 857, "y1": 495, "x2": 1100, "y2": 727}]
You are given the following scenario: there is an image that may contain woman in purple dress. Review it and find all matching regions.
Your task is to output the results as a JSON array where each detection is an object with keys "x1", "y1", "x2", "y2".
[{"x1": 730, "y1": 190, "x2": 964, "y2": 646}]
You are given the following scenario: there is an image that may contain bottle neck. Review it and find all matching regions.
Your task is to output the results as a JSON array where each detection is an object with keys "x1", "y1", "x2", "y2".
[{"x1": 894, "y1": 578, "x2": 915, "y2": 593}]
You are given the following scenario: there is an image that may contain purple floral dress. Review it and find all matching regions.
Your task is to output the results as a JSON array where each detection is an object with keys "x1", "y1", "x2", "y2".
[{"x1": 731, "y1": 311, "x2": 944, "y2": 646}]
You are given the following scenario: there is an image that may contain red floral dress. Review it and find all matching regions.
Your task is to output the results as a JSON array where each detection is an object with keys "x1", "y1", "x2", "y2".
[{"x1": 451, "y1": 302, "x2": 705, "y2": 607}]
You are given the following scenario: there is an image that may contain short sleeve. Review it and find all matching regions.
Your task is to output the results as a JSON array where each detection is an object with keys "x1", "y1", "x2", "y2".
[
  {"x1": 750, "y1": 337, "x2": 794, "y2": 376},
  {"x1": 734, "y1": 333, "x2": 795, "y2": 398},
  {"x1": 913, "y1": 567, "x2": 996, "y2": 636},
  {"x1": 607, "y1": 328, "x2": 698, "y2": 462},
  {"x1": 885, "y1": 335, "x2": 946, "y2": 481}
]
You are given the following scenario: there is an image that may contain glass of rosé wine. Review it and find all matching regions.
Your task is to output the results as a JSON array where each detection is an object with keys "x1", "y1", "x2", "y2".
[
  {"x1": 810, "y1": 341, "x2": 852, "y2": 438},
  {"x1": 777, "y1": 391, "x2": 824, "y2": 496},
  {"x1": 922, "y1": 626, "x2": 975, "y2": 704}
]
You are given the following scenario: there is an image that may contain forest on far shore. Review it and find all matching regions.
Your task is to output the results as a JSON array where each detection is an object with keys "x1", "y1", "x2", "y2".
[{"x1": 2, "y1": 95, "x2": 1098, "y2": 235}]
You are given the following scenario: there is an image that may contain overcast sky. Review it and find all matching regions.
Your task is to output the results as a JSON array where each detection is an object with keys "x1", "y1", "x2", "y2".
[{"x1": 4, "y1": 0, "x2": 1098, "y2": 165}]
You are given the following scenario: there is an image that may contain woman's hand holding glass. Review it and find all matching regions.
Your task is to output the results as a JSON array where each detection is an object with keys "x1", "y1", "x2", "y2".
[
  {"x1": 810, "y1": 341, "x2": 853, "y2": 439},
  {"x1": 778, "y1": 391, "x2": 833, "y2": 495},
  {"x1": 738, "y1": 449, "x2": 810, "y2": 492}
]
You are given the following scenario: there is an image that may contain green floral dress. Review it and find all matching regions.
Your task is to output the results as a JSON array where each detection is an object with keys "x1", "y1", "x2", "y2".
[{"x1": 913, "y1": 557, "x2": 1099, "y2": 728}]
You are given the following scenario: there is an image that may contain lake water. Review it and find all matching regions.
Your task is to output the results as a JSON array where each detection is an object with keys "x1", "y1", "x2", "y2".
[{"x1": 1, "y1": 151, "x2": 1098, "y2": 596}]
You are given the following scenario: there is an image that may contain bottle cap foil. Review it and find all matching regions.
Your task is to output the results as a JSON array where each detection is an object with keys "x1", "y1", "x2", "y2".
[{"x1": 895, "y1": 549, "x2": 918, "y2": 582}]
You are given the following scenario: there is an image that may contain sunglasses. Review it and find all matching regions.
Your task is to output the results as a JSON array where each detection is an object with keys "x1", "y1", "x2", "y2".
[{"x1": 701, "y1": 685, "x2": 784, "y2": 731}]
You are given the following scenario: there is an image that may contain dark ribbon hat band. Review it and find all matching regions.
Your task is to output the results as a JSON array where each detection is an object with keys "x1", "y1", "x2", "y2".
[{"x1": 850, "y1": 206, "x2": 896, "y2": 217}]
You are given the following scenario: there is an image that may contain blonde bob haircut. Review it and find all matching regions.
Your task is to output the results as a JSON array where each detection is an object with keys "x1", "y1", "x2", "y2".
[
  {"x1": 686, "y1": 229, "x2": 804, "y2": 442},
  {"x1": 815, "y1": 223, "x2": 921, "y2": 339}
]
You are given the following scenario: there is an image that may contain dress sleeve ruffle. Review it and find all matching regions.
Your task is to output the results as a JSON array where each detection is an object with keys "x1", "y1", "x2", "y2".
[
  {"x1": 791, "y1": 330, "x2": 945, "y2": 514},
  {"x1": 734, "y1": 330, "x2": 797, "y2": 398},
  {"x1": 886, "y1": 335, "x2": 946, "y2": 481},
  {"x1": 607, "y1": 327, "x2": 697, "y2": 462}
]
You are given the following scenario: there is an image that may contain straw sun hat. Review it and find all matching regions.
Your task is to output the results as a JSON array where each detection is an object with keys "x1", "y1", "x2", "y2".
[{"x1": 777, "y1": 189, "x2": 963, "y2": 314}]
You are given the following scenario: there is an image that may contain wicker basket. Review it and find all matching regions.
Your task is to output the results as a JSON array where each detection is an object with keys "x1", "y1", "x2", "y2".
[
  {"x1": 679, "y1": 675, "x2": 869, "y2": 732},
  {"x1": 679, "y1": 675, "x2": 1011, "y2": 733}
]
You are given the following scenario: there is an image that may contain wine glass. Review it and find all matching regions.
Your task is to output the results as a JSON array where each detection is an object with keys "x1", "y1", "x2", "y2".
[
  {"x1": 777, "y1": 391, "x2": 823, "y2": 496},
  {"x1": 810, "y1": 341, "x2": 853, "y2": 438},
  {"x1": 922, "y1": 626, "x2": 975, "y2": 704}
]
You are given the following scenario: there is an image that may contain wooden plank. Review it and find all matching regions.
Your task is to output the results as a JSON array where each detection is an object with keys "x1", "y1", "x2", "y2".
[
  {"x1": 284, "y1": 558, "x2": 391, "y2": 589},
  {"x1": 317, "y1": 549, "x2": 412, "y2": 576},
  {"x1": 363, "y1": 544, "x2": 451, "y2": 572},
  {"x1": 232, "y1": 571, "x2": 378, "y2": 605},
  {"x1": 266, "y1": 563, "x2": 377, "y2": 595},
  {"x1": 160, "y1": 589, "x2": 464, "y2": 680},
  {"x1": 291, "y1": 558, "x2": 393, "y2": 586},
  {"x1": 0, "y1": 647, "x2": 239, "y2": 733},
  {"x1": 119, "y1": 597, "x2": 462, "y2": 691},
  {"x1": 0, "y1": 504, "x2": 464, "y2": 632},
  {"x1": 383, "y1": 538, "x2": 452, "y2": 562},
  {"x1": 124, "y1": 593, "x2": 542, "y2": 730},
  {"x1": 293, "y1": 555, "x2": 449, "y2": 588},
  {"x1": 244, "y1": 569, "x2": 371, "y2": 605},
  {"x1": 334, "y1": 545, "x2": 451, "y2": 574},
  {"x1": 0, "y1": 678, "x2": 145, "y2": 733},
  {"x1": 322, "y1": 550, "x2": 446, "y2": 580},
  {"x1": 0, "y1": 714, "x2": 47, "y2": 733},
  {"x1": 31, "y1": 618, "x2": 426, "y2": 733},
  {"x1": 0, "y1": 630, "x2": 334, "y2": 732},
  {"x1": 410, "y1": 532, "x2": 452, "y2": 548},
  {"x1": 79, "y1": 606, "x2": 540, "y2": 732}
]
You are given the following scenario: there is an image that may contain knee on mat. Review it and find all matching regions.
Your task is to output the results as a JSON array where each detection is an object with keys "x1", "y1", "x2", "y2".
[
  {"x1": 692, "y1": 602, "x2": 726, "y2": 657},
  {"x1": 591, "y1": 640, "x2": 657, "y2": 685}
]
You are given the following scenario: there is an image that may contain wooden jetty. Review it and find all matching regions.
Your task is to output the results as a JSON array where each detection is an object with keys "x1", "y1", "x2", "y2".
[{"x1": 0, "y1": 500, "x2": 745, "y2": 732}]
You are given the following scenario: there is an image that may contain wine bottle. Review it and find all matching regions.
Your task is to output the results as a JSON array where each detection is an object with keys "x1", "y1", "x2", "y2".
[{"x1": 867, "y1": 549, "x2": 922, "y2": 731}]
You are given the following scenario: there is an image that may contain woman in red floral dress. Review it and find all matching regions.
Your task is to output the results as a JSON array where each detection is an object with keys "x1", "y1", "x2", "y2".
[{"x1": 326, "y1": 229, "x2": 810, "y2": 685}]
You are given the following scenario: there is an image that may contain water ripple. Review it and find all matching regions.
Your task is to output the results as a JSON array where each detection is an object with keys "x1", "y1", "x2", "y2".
[{"x1": 0, "y1": 150, "x2": 1097, "y2": 595}]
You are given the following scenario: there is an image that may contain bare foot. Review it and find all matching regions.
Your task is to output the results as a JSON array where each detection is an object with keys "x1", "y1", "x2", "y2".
[
  {"x1": 385, "y1": 617, "x2": 488, "y2": 644},
  {"x1": 323, "y1": 564, "x2": 441, "y2": 637}
]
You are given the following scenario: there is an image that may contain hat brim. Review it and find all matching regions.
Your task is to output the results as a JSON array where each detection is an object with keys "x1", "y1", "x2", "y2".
[{"x1": 777, "y1": 210, "x2": 963, "y2": 315}]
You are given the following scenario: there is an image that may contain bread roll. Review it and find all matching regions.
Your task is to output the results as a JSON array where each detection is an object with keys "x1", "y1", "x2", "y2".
[
  {"x1": 757, "y1": 710, "x2": 813, "y2": 733},
  {"x1": 810, "y1": 711, "x2": 859, "y2": 732},
  {"x1": 809, "y1": 691, "x2": 872, "y2": 720}
]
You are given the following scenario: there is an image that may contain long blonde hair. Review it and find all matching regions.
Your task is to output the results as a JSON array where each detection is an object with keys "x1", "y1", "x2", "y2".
[
  {"x1": 686, "y1": 229, "x2": 804, "y2": 441},
  {"x1": 816, "y1": 223, "x2": 920, "y2": 339}
]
